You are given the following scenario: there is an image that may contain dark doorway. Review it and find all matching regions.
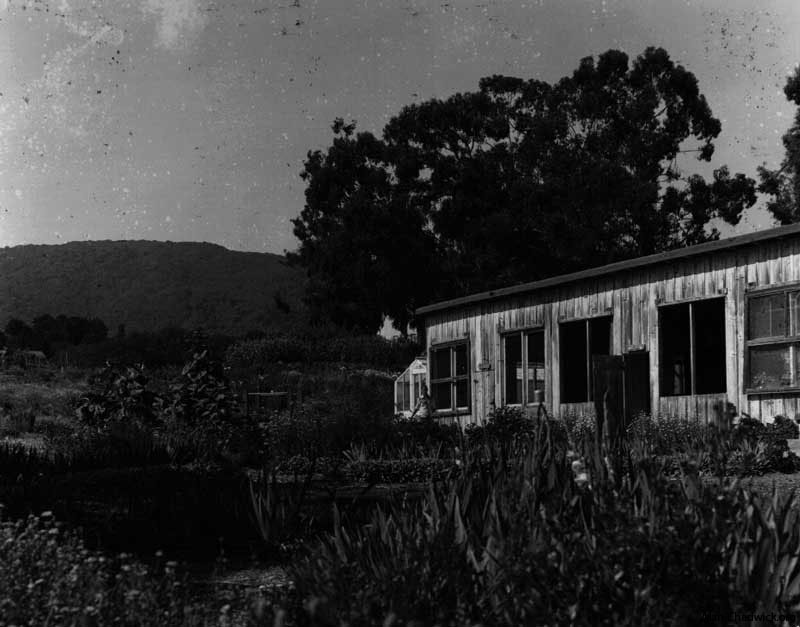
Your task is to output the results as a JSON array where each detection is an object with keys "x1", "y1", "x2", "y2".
[{"x1": 592, "y1": 351, "x2": 651, "y2": 433}]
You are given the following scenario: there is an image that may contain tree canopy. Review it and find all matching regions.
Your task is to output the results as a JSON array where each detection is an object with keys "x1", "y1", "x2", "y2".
[
  {"x1": 291, "y1": 47, "x2": 757, "y2": 334},
  {"x1": 758, "y1": 65, "x2": 800, "y2": 224}
]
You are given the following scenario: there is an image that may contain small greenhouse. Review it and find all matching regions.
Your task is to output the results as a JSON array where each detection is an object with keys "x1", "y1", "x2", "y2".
[{"x1": 394, "y1": 357, "x2": 427, "y2": 417}]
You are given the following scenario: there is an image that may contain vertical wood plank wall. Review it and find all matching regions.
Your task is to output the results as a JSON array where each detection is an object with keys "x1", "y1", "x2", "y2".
[{"x1": 424, "y1": 237, "x2": 800, "y2": 425}]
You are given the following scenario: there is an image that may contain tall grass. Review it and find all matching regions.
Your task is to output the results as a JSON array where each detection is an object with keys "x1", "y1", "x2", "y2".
[{"x1": 274, "y1": 416, "x2": 800, "y2": 626}]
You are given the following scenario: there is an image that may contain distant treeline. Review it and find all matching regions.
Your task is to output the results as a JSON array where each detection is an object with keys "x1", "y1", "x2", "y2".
[
  {"x1": 1, "y1": 315, "x2": 421, "y2": 372},
  {"x1": 1, "y1": 315, "x2": 228, "y2": 367},
  {"x1": 2, "y1": 314, "x2": 108, "y2": 353}
]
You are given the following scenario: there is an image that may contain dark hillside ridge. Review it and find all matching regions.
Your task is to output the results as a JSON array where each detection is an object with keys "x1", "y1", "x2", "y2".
[{"x1": 0, "y1": 240, "x2": 305, "y2": 335}]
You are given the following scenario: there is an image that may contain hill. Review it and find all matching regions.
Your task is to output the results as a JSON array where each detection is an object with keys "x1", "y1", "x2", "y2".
[{"x1": 0, "y1": 240, "x2": 306, "y2": 336}]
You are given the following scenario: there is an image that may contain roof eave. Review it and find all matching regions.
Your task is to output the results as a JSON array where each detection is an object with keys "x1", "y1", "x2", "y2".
[{"x1": 415, "y1": 222, "x2": 800, "y2": 317}]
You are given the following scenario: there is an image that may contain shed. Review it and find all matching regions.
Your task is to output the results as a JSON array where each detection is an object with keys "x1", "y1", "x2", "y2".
[
  {"x1": 414, "y1": 222, "x2": 800, "y2": 427},
  {"x1": 394, "y1": 357, "x2": 427, "y2": 417}
]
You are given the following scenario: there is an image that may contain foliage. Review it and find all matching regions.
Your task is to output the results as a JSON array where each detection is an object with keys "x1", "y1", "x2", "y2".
[
  {"x1": 3, "y1": 314, "x2": 108, "y2": 354},
  {"x1": 772, "y1": 414, "x2": 800, "y2": 440},
  {"x1": 75, "y1": 363, "x2": 161, "y2": 431},
  {"x1": 626, "y1": 412, "x2": 710, "y2": 455},
  {"x1": 0, "y1": 510, "x2": 205, "y2": 626},
  {"x1": 758, "y1": 65, "x2": 800, "y2": 224},
  {"x1": 465, "y1": 405, "x2": 566, "y2": 447},
  {"x1": 260, "y1": 402, "x2": 460, "y2": 464},
  {"x1": 278, "y1": 425, "x2": 800, "y2": 626},
  {"x1": 0, "y1": 509, "x2": 284, "y2": 626},
  {"x1": 225, "y1": 332, "x2": 420, "y2": 372},
  {"x1": 159, "y1": 350, "x2": 258, "y2": 465},
  {"x1": 343, "y1": 458, "x2": 453, "y2": 483},
  {"x1": 562, "y1": 409, "x2": 597, "y2": 446},
  {"x1": 292, "y1": 47, "x2": 756, "y2": 332}
]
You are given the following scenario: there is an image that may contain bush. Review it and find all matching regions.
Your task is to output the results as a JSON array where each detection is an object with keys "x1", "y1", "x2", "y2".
[
  {"x1": 159, "y1": 350, "x2": 257, "y2": 464},
  {"x1": 465, "y1": 406, "x2": 567, "y2": 450},
  {"x1": 75, "y1": 363, "x2": 161, "y2": 431},
  {"x1": 627, "y1": 413, "x2": 711, "y2": 455},
  {"x1": 344, "y1": 458, "x2": 454, "y2": 483},
  {"x1": 772, "y1": 415, "x2": 800, "y2": 440}
]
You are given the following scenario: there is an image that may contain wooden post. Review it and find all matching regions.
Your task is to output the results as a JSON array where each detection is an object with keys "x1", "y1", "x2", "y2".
[
  {"x1": 689, "y1": 302, "x2": 697, "y2": 396},
  {"x1": 585, "y1": 320, "x2": 591, "y2": 401}
]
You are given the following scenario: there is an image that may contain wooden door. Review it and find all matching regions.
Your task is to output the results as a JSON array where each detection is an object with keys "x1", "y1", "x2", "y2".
[
  {"x1": 624, "y1": 351, "x2": 650, "y2": 421},
  {"x1": 592, "y1": 355, "x2": 624, "y2": 446}
]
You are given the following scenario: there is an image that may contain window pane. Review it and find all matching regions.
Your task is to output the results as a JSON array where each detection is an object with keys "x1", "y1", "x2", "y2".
[
  {"x1": 660, "y1": 304, "x2": 691, "y2": 396},
  {"x1": 694, "y1": 299, "x2": 726, "y2": 394},
  {"x1": 790, "y1": 291, "x2": 800, "y2": 336},
  {"x1": 396, "y1": 371, "x2": 410, "y2": 412},
  {"x1": 527, "y1": 331, "x2": 545, "y2": 403},
  {"x1": 505, "y1": 334, "x2": 522, "y2": 404},
  {"x1": 589, "y1": 316, "x2": 612, "y2": 356},
  {"x1": 749, "y1": 294, "x2": 786, "y2": 339},
  {"x1": 560, "y1": 320, "x2": 588, "y2": 403},
  {"x1": 455, "y1": 380, "x2": 469, "y2": 408},
  {"x1": 412, "y1": 373, "x2": 422, "y2": 401},
  {"x1": 432, "y1": 348, "x2": 451, "y2": 379},
  {"x1": 749, "y1": 345, "x2": 793, "y2": 389},
  {"x1": 454, "y1": 343, "x2": 468, "y2": 376},
  {"x1": 432, "y1": 382, "x2": 452, "y2": 410}
]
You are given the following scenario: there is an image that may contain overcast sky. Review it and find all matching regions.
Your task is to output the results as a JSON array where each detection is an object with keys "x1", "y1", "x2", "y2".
[{"x1": 1, "y1": 0, "x2": 799, "y2": 254}]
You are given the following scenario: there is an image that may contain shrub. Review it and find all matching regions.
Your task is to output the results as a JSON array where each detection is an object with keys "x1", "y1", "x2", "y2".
[
  {"x1": 627, "y1": 413, "x2": 711, "y2": 455},
  {"x1": 562, "y1": 409, "x2": 597, "y2": 447},
  {"x1": 772, "y1": 415, "x2": 800, "y2": 440},
  {"x1": 75, "y1": 363, "x2": 162, "y2": 431},
  {"x1": 159, "y1": 350, "x2": 257, "y2": 464},
  {"x1": 465, "y1": 406, "x2": 568, "y2": 451},
  {"x1": 344, "y1": 458, "x2": 453, "y2": 483}
]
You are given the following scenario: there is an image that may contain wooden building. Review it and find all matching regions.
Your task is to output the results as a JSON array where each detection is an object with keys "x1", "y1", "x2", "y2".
[{"x1": 414, "y1": 223, "x2": 800, "y2": 427}]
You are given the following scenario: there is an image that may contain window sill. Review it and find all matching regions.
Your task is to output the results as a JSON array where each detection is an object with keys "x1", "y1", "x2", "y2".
[{"x1": 746, "y1": 387, "x2": 800, "y2": 396}]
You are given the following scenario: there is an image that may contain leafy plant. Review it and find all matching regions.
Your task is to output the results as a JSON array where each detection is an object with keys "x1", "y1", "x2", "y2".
[
  {"x1": 159, "y1": 350, "x2": 257, "y2": 465},
  {"x1": 75, "y1": 362, "x2": 161, "y2": 431}
]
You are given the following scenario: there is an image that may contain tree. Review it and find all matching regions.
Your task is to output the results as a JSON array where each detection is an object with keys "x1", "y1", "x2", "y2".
[
  {"x1": 5, "y1": 318, "x2": 33, "y2": 350},
  {"x1": 758, "y1": 66, "x2": 800, "y2": 223},
  {"x1": 292, "y1": 47, "x2": 756, "y2": 334},
  {"x1": 290, "y1": 119, "x2": 440, "y2": 334}
]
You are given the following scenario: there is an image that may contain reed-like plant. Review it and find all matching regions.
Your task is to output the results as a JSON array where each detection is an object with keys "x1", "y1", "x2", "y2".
[{"x1": 280, "y1": 416, "x2": 800, "y2": 626}]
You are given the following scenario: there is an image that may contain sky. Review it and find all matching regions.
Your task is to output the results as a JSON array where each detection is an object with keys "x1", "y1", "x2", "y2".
[{"x1": 1, "y1": 0, "x2": 800, "y2": 255}]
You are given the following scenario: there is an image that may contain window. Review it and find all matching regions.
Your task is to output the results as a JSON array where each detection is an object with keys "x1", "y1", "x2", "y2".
[
  {"x1": 394, "y1": 359, "x2": 427, "y2": 414},
  {"x1": 503, "y1": 329, "x2": 545, "y2": 406},
  {"x1": 429, "y1": 342, "x2": 470, "y2": 413},
  {"x1": 747, "y1": 287, "x2": 800, "y2": 391},
  {"x1": 559, "y1": 316, "x2": 611, "y2": 403},
  {"x1": 659, "y1": 298, "x2": 725, "y2": 396}
]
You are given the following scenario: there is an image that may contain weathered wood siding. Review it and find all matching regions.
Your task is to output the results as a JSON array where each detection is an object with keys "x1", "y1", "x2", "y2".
[{"x1": 424, "y1": 235, "x2": 800, "y2": 425}]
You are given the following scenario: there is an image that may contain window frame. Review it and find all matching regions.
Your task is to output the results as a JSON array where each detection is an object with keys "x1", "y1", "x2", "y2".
[
  {"x1": 558, "y1": 315, "x2": 612, "y2": 403},
  {"x1": 745, "y1": 284, "x2": 800, "y2": 394},
  {"x1": 429, "y1": 339, "x2": 471, "y2": 415},
  {"x1": 501, "y1": 326, "x2": 546, "y2": 407},
  {"x1": 657, "y1": 296, "x2": 726, "y2": 397}
]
